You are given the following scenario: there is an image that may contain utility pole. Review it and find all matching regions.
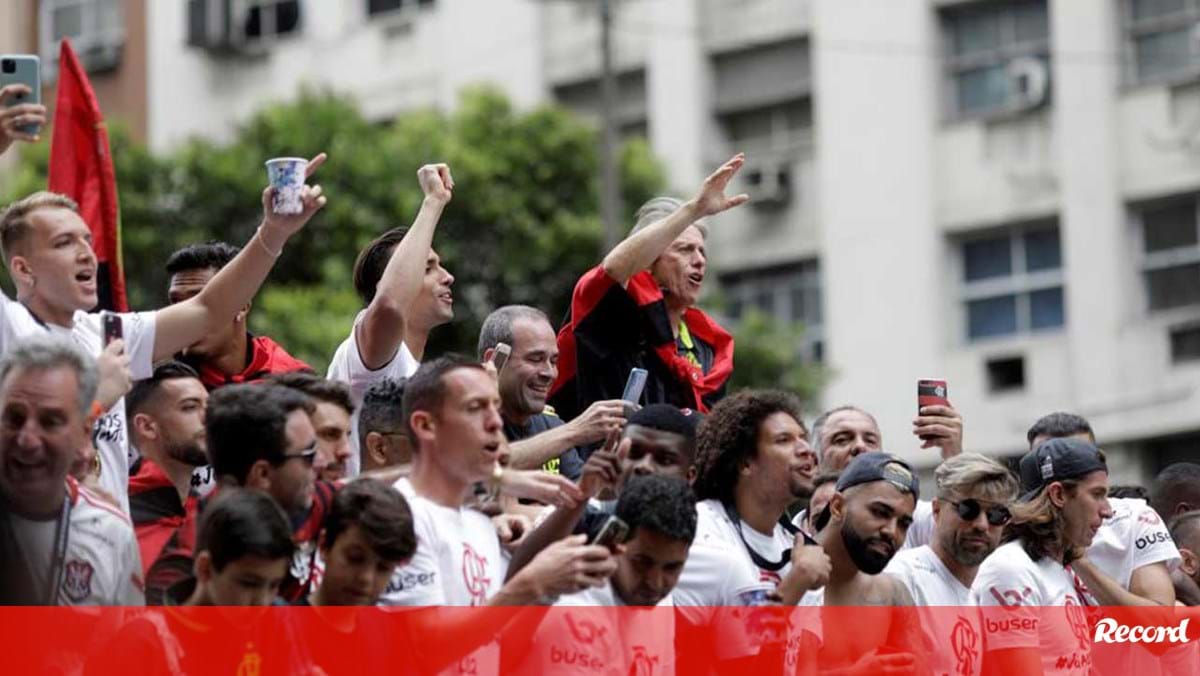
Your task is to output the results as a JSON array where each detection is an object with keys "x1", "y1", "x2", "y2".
[{"x1": 598, "y1": 0, "x2": 621, "y2": 254}]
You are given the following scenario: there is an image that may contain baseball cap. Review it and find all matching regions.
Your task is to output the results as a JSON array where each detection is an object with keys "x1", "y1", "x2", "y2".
[
  {"x1": 627, "y1": 404, "x2": 703, "y2": 443},
  {"x1": 836, "y1": 452, "x2": 920, "y2": 500},
  {"x1": 1017, "y1": 437, "x2": 1107, "y2": 502}
]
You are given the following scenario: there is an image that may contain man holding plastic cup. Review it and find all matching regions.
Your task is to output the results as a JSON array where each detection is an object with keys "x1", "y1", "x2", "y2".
[{"x1": 0, "y1": 151, "x2": 328, "y2": 513}]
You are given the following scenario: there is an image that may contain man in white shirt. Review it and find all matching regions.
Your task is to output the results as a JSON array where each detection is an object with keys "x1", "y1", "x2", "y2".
[
  {"x1": 885, "y1": 453, "x2": 1018, "y2": 676},
  {"x1": 0, "y1": 157, "x2": 328, "y2": 512},
  {"x1": 0, "y1": 337, "x2": 143, "y2": 605},
  {"x1": 1026, "y1": 412, "x2": 1179, "y2": 608},
  {"x1": 672, "y1": 390, "x2": 829, "y2": 671},
  {"x1": 516, "y1": 475, "x2": 697, "y2": 675},
  {"x1": 327, "y1": 164, "x2": 455, "y2": 478},
  {"x1": 971, "y1": 437, "x2": 1114, "y2": 676},
  {"x1": 381, "y1": 355, "x2": 621, "y2": 675}
]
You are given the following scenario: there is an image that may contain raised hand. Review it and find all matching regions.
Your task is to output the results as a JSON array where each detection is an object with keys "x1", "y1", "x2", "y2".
[
  {"x1": 0, "y1": 84, "x2": 47, "y2": 157},
  {"x1": 417, "y1": 163, "x2": 454, "y2": 204},
  {"x1": 690, "y1": 153, "x2": 751, "y2": 218},
  {"x1": 261, "y1": 152, "x2": 328, "y2": 240},
  {"x1": 499, "y1": 467, "x2": 585, "y2": 508}
]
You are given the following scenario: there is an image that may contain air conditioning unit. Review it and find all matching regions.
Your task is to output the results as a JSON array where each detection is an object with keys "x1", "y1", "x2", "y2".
[
  {"x1": 1007, "y1": 57, "x2": 1049, "y2": 112},
  {"x1": 187, "y1": 0, "x2": 284, "y2": 56},
  {"x1": 742, "y1": 158, "x2": 794, "y2": 208},
  {"x1": 187, "y1": 0, "x2": 239, "y2": 53},
  {"x1": 77, "y1": 42, "x2": 123, "y2": 74}
]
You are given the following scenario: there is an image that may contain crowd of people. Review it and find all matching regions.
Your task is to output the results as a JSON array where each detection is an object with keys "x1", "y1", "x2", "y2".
[{"x1": 2, "y1": 84, "x2": 1200, "y2": 675}]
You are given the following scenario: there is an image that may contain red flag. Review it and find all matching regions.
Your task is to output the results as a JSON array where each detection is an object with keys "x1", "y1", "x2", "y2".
[{"x1": 46, "y1": 38, "x2": 127, "y2": 311}]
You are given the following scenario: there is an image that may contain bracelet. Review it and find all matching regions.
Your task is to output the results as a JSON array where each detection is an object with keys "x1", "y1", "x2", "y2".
[{"x1": 255, "y1": 226, "x2": 283, "y2": 258}]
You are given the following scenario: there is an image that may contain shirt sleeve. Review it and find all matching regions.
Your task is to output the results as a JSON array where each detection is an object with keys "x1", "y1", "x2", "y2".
[
  {"x1": 971, "y1": 557, "x2": 1043, "y2": 652},
  {"x1": 119, "y1": 311, "x2": 157, "y2": 380},
  {"x1": 1129, "y1": 502, "x2": 1182, "y2": 572}
]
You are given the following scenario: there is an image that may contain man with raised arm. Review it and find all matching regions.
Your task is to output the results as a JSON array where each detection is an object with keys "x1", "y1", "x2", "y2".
[
  {"x1": 0, "y1": 155, "x2": 327, "y2": 511},
  {"x1": 327, "y1": 163, "x2": 454, "y2": 477},
  {"x1": 550, "y1": 155, "x2": 749, "y2": 420}
]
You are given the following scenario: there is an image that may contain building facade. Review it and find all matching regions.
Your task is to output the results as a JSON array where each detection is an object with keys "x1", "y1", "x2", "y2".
[{"x1": 17, "y1": 0, "x2": 1200, "y2": 481}]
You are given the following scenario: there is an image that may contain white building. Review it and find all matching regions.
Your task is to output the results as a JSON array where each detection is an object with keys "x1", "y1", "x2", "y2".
[{"x1": 29, "y1": 0, "x2": 1200, "y2": 482}]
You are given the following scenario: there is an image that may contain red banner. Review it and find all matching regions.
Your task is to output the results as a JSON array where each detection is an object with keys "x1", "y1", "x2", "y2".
[
  {"x1": 46, "y1": 38, "x2": 127, "y2": 312},
  {"x1": 3, "y1": 606, "x2": 1197, "y2": 675}
]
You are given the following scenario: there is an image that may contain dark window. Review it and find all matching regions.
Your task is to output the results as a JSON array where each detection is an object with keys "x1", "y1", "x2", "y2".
[
  {"x1": 986, "y1": 356, "x2": 1026, "y2": 392},
  {"x1": 1170, "y1": 323, "x2": 1200, "y2": 362}
]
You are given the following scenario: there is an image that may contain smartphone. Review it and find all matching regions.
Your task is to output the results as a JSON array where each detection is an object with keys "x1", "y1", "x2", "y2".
[
  {"x1": 491, "y1": 343, "x2": 511, "y2": 370},
  {"x1": 589, "y1": 515, "x2": 629, "y2": 548},
  {"x1": 101, "y1": 312, "x2": 123, "y2": 348},
  {"x1": 917, "y1": 378, "x2": 949, "y2": 411},
  {"x1": 0, "y1": 55, "x2": 41, "y2": 136},
  {"x1": 621, "y1": 367, "x2": 648, "y2": 404}
]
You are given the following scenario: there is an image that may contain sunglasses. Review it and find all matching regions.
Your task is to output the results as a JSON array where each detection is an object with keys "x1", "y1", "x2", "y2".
[
  {"x1": 947, "y1": 499, "x2": 1011, "y2": 526},
  {"x1": 275, "y1": 443, "x2": 318, "y2": 467}
]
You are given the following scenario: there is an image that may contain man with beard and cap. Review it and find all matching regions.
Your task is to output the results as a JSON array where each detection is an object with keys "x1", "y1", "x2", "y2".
[
  {"x1": 800, "y1": 452, "x2": 923, "y2": 674},
  {"x1": 795, "y1": 403, "x2": 963, "y2": 547},
  {"x1": 971, "y1": 437, "x2": 1113, "y2": 676},
  {"x1": 478, "y1": 305, "x2": 626, "y2": 479},
  {"x1": 126, "y1": 361, "x2": 209, "y2": 576},
  {"x1": 884, "y1": 454, "x2": 1018, "y2": 676}
]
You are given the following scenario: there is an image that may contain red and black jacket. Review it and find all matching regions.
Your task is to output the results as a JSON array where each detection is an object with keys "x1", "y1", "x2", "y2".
[
  {"x1": 144, "y1": 481, "x2": 337, "y2": 605},
  {"x1": 182, "y1": 334, "x2": 312, "y2": 391},
  {"x1": 549, "y1": 265, "x2": 734, "y2": 421},
  {"x1": 128, "y1": 457, "x2": 197, "y2": 578}
]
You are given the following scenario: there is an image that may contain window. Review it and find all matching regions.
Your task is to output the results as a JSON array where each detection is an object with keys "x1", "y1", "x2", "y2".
[
  {"x1": 243, "y1": 0, "x2": 300, "y2": 41},
  {"x1": 1170, "y1": 322, "x2": 1200, "y2": 361},
  {"x1": 1122, "y1": 0, "x2": 1200, "y2": 84},
  {"x1": 941, "y1": 0, "x2": 1050, "y2": 119},
  {"x1": 367, "y1": 0, "x2": 434, "y2": 18},
  {"x1": 721, "y1": 260, "x2": 823, "y2": 361},
  {"x1": 986, "y1": 356, "x2": 1026, "y2": 392},
  {"x1": 39, "y1": 0, "x2": 124, "y2": 75},
  {"x1": 1137, "y1": 196, "x2": 1200, "y2": 311},
  {"x1": 959, "y1": 222, "x2": 1065, "y2": 341}
]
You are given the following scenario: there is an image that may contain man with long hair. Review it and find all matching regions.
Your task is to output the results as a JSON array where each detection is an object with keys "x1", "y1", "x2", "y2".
[{"x1": 971, "y1": 437, "x2": 1113, "y2": 675}]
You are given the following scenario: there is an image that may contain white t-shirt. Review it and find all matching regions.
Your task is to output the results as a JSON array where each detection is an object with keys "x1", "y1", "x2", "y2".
[
  {"x1": 674, "y1": 500, "x2": 821, "y2": 660},
  {"x1": 517, "y1": 582, "x2": 674, "y2": 676},
  {"x1": 381, "y1": 478, "x2": 507, "y2": 606},
  {"x1": 326, "y1": 310, "x2": 419, "y2": 478},
  {"x1": 0, "y1": 294, "x2": 156, "y2": 514},
  {"x1": 7, "y1": 478, "x2": 144, "y2": 605},
  {"x1": 886, "y1": 545, "x2": 981, "y2": 676},
  {"x1": 970, "y1": 540, "x2": 1093, "y2": 675},
  {"x1": 1087, "y1": 497, "x2": 1181, "y2": 593},
  {"x1": 901, "y1": 499, "x2": 934, "y2": 550}
]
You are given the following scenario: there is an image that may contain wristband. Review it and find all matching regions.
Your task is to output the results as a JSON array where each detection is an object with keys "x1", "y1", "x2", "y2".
[{"x1": 255, "y1": 226, "x2": 283, "y2": 258}]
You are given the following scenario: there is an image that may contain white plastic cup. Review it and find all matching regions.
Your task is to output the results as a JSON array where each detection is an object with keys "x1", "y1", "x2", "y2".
[{"x1": 265, "y1": 157, "x2": 309, "y2": 215}]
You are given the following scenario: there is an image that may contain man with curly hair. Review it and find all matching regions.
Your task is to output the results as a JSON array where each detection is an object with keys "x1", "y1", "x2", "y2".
[{"x1": 669, "y1": 390, "x2": 830, "y2": 668}]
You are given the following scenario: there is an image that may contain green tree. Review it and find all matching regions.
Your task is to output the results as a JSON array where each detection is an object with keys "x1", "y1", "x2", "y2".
[{"x1": 723, "y1": 308, "x2": 827, "y2": 408}]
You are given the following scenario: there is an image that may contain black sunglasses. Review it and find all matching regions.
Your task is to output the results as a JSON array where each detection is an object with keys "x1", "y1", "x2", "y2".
[
  {"x1": 275, "y1": 443, "x2": 318, "y2": 467},
  {"x1": 947, "y1": 499, "x2": 1011, "y2": 526}
]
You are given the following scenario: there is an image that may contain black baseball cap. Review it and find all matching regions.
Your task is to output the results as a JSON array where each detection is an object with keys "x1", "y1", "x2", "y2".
[
  {"x1": 1018, "y1": 437, "x2": 1107, "y2": 502},
  {"x1": 836, "y1": 452, "x2": 920, "y2": 501}
]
